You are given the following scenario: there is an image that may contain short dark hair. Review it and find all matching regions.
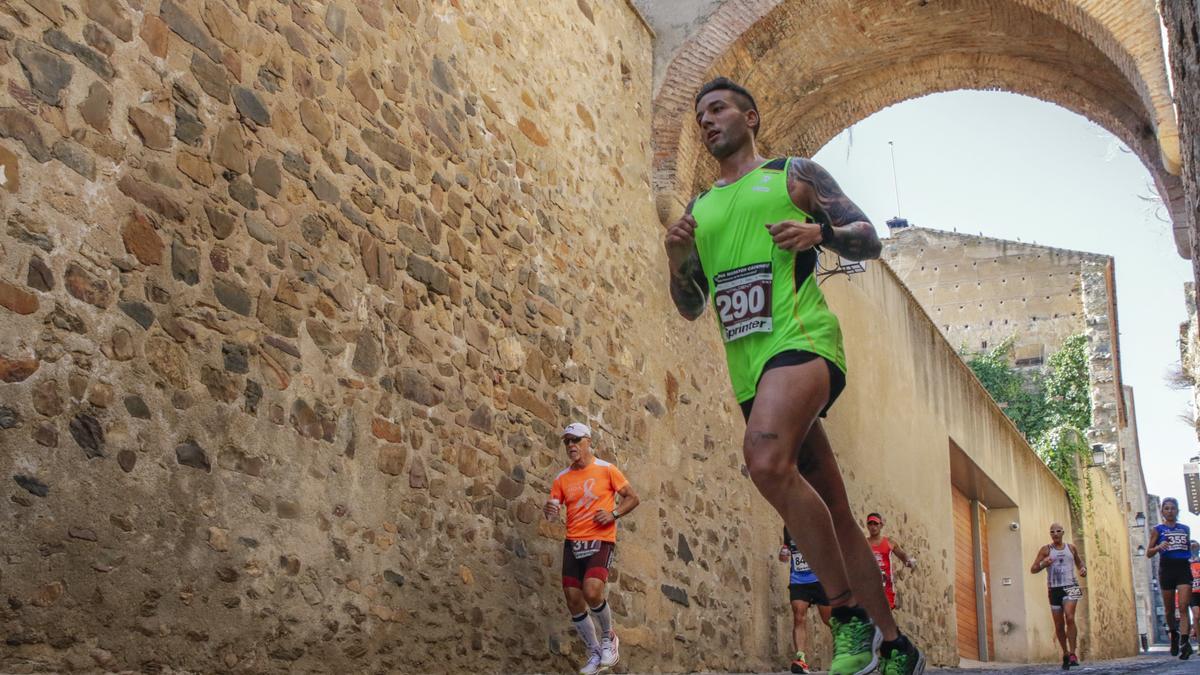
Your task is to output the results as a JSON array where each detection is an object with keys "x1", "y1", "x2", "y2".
[
  {"x1": 867, "y1": 512, "x2": 883, "y2": 521},
  {"x1": 694, "y1": 77, "x2": 759, "y2": 135},
  {"x1": 1162, "y1": 497, "x2": 1179, "y2": 508}
]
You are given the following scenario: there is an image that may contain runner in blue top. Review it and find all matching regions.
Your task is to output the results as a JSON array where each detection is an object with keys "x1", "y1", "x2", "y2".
[
  {"x1": 1148, "y1": 497, "x2": 1193, "y2": 660},
  {"x1": 781, "y1": 526, "x2": 833, "y2": 673}
]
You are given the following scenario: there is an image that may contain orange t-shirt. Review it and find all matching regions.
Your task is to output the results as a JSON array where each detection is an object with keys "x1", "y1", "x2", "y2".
[
  {"x1": 1191, "y1": 561, "x2": 1200, "y2": 591},
  {"x1": 550, "y1": 459, "x2": 629, "y2": 543}
]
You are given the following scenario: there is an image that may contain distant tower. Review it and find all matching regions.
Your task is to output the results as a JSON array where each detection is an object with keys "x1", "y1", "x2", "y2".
[{"x1": 1185, "y1": 456, "x2": 1200, "y2": 515}]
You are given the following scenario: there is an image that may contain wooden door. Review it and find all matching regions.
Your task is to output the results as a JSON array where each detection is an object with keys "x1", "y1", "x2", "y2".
[
  {"x1": 953, "y1": 487, "x2": 979, "y2": 660},
  {"x1": 979, "y1": 503, "x2": 995, "y2": 659}
]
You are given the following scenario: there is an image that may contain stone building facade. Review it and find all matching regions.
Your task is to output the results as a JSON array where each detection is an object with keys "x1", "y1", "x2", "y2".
[
  {"x1": 1162, "y1": 0, "x2": 1200, "y2": 279},
  {"x1": 883, "y1": 225, "x2": 1153, "y2": 644},
  {"x1": 0, "y1": 0, "x2": 1152, "y2": 671},
  {"x1": 1180, "y1": 282, "x2": 1200, "y2": 441},
  {"x1": 881, "y1": 226, "x2": 1131, "y2": 471},
  {"x1": 1120, "y1": 386, "x2": 1157, "y2": 648},
  {"x1": 881, "y1": 227, "x2": 1101, "y2": 365}
]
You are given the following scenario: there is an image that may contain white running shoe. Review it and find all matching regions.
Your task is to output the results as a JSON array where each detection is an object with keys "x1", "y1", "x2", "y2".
[
  {"x1": 601, "y1": 633, "x2": 620, "y2": 668},
  {"x1": 579, "y1": 650, "x2": 603, "y2": 675}
]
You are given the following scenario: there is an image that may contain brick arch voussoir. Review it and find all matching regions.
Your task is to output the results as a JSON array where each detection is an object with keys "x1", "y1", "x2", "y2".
[{"x1": 652, "y1": 0, "x2": 1167, "y2": 223}]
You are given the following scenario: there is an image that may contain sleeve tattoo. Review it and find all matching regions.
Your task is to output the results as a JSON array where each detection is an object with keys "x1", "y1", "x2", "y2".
[
  {"x1": 788, "y1": 158, "x2": 882, "y2": 261},
  {"x1": 670, "y1": 249, "x2": 708, "y2": 321}
]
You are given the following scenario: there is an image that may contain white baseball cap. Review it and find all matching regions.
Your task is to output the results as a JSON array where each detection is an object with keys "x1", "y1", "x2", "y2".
[{"x1": 561, "y1": 422, "x2": 591, "y2": 438}]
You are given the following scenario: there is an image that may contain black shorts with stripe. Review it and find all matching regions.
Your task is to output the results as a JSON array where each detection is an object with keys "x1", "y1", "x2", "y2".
[
  {"x1": 561, "y1": 540, "x2": 616, "y2": 588},
  {"x1": 739, "y1": 350, "x2": 847, "y2": 421}
]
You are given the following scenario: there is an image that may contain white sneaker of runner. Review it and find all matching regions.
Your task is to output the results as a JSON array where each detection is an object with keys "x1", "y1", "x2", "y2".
[
  {"x1": 579, "y1": 650, "x2": 603, "y2": 675},
  {"x1": 601, "y1": 633, "x2": 620, "y2": 668}
]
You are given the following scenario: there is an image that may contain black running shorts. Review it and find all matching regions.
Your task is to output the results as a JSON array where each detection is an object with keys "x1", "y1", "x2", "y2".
[
  {"x1": 739, "y1": 350, "x2": 846, "y2": 421},
  {"x1": 1160, "y1": 558, "x2": 1192, "y2": 590},
  {"x1": 1048, "y1": 584, "x2": 1081, "y2": 609},
  {"x1": 561, "y1": 540, "x2": 615, "y2": 588},
  {"x1": 789, "y1": 581, "x2": 830, "y2": 606}
]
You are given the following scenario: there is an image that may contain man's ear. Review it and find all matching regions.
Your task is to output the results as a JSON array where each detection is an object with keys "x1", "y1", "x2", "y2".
[{"x1": 746, "y1": 108, "x2": 760, "y2": 135}]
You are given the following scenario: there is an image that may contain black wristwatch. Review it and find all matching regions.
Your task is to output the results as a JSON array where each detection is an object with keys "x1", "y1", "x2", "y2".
[{"x1": 819, "y1": 220, "x2": 836, "y2": 246}]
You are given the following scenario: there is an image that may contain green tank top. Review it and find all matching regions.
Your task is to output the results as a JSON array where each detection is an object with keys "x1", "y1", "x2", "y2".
[{"x1": 691, "y1": 157, "x2": 846, "y2": 403}]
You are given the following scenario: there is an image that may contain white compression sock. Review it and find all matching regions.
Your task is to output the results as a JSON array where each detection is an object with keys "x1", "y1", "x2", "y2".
[
  {"x1": 572, "y1": 612, "x2": 600, "y2": 654},
  {"x1": 589, "y1": 601, "x2": 613, "y2": 639}
]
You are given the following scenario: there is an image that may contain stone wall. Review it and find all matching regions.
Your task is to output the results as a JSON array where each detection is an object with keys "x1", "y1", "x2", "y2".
[
  {"x1": 1180, "y1": 282, "x2": 1200, "y2": 442},
  {"x1": 885, "y1": 227, "x2": 1146, "y2": 652},
  {"x1": 0, "y1": 1, "x2": 788, "y2": 672},
  {"x1": 888, "y1": 225, "x2": 1128, "y2": 494},
  {"x1": 1118, "y1": 386, "x2": 1154, "y2": 643},
  {"x1": 882, "y1": 227, "x2": 1097, "y2": 362},
  {"x1": 1162, "y1": 0, "x2": 1200, "y2": 279},
  {"x1": 820, "y1": 260, "x2": 1138, "y2": 664},
  {"x1": 882, "y1": 228, "x2": 1130, "y2": 498},
  {"x1": 1071, "y1": 457, "x2": 1140, "y2": 660},
  {"x1": 0, "y1": 0, "x2": 1140, "y2": 672},
  {"x1": 1079, "y1": 259, "x2": 1127, "y2": 497}
]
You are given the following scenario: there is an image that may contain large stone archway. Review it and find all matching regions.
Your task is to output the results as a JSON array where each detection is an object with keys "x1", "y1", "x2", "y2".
[{"x1": 642, "y1": 0, "x2": 1188, "y2": 255}]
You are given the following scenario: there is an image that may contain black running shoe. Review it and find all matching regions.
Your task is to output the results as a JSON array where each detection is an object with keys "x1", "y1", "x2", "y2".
[
  {"x1": 1181, "y1": 638, "x2": 1193, "y2": 661},
  {"x1": 1060, "y1": 654, "x2": 1070, "y2": 670},
  {"x1": 1171, "y1": 630, "x2": 1181, "y2": 656},
  {"x1": 879, "y1": 636, "x2": 926, "y2": 675},
  {"x1": 1068, "y1": 653, "x2": 1079, "y2": 668}
]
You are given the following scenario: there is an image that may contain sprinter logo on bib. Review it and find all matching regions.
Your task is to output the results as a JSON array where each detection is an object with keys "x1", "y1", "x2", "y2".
[{"x1": 714, "y1": 263, "x2": 773, "y2": 342}]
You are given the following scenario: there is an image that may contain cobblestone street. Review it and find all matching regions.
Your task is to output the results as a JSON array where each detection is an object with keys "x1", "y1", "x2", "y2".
[
  {"x1": 931, "y1": 650, "x2": 1195, "y2": 674},
  {"x1": 689, "y1": 649, "x2": 1194, "y2": 675}
]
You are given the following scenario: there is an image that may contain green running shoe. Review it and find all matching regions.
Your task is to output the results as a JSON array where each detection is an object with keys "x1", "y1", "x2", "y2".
[
  {"x1": 880, "y1": 638, "x2": 927, "y2": 675},
  {"x1": 828, "y1": 613, "x2": 882, "y2": 675}
]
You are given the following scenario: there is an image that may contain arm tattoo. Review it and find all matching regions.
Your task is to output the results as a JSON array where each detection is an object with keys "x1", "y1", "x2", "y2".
[
  {"x1": 670, "y1": 249, "x2": 708, "y2": 320},
  {"x1": 788, "y1": 157, "x2": 882, "y2": 261}
]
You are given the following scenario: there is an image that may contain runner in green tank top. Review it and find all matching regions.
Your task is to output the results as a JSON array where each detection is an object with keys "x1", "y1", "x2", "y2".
[
  {"x1": 690, "y1": 156, "x2": 846, "y2": 406},
  {"x1": 664, "y1": 78, "x2": 925, "y2": 675}
]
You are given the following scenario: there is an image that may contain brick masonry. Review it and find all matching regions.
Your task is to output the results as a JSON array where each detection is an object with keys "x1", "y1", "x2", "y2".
[{"x1": 646, "y1": 0, "x2": 1186, "y2": 259}]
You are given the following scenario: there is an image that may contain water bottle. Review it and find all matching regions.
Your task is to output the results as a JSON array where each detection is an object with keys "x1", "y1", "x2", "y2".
[{"x1": 546, "y1": 499, "x2": 560, "y2": 521}]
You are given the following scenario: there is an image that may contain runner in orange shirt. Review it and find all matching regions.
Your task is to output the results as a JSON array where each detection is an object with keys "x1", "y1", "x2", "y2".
[{"x1": 544, "y1": 422, "x2": 640, "y2": 675}]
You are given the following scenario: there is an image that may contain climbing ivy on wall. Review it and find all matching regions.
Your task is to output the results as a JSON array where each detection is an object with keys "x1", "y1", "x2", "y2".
[
  {"x1": 1041, "y1": 335, "x2": 1092, "y2": 431},
  {"x1": 964, "y1": 334, "x2": 1093, "y2": 512},
  {"x1": 963, "y1": 337, "x2": 1050, "y2": 439}
]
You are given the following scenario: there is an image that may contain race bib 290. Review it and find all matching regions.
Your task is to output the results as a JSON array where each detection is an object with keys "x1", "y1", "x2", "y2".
[{"x1": 713, "y1": 263, "x2": 773, "y2": 342}]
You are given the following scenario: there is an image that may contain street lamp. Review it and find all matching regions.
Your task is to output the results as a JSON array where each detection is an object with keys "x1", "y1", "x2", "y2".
[
  {"x1": 1090, "y1": 444, "x2": 1106, "y2": 466},
  {"x1": 1134, "y1": 512, "x2": 1146, "y2": 527},
  {"x1": 1137, "y1": 544, "x2": 1146, "y2": 556}
]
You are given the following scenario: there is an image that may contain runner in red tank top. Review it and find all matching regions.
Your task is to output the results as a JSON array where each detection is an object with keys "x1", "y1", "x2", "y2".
[{"x1": 866, "y1": 513, "x2": 916, "y2": 609}]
